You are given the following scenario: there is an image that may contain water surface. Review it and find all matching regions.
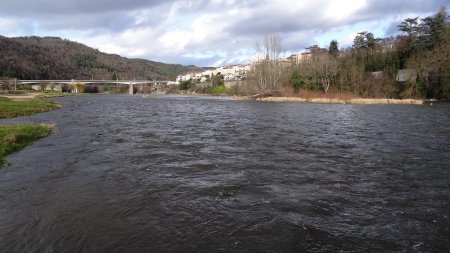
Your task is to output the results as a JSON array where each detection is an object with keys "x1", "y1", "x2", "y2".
[{"x1": 0, "y1": 95, "x2": 449, "y2": 252}]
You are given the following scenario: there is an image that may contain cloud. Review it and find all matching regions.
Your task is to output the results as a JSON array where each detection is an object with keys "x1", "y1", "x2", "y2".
[
  {"x1": 0, "y1": 0, "x2": 170, "y2": 15},
  {"x1": 1, "y1": 0, "x2": 449, "y2": 67}
]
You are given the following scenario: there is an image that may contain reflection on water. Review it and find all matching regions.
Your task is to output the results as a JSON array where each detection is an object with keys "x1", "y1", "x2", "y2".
[{"x1": 0, "y1": 95, "x2": 449, "y2": 252}]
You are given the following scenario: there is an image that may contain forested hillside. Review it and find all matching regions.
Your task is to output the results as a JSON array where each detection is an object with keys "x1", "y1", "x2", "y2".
[{"x1": 0, "y1": 36, "x2": 197, "y2": 80}]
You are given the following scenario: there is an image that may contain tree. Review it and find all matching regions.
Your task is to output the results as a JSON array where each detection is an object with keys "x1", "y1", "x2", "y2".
[
  {"x1": 111, "y1": 72, "x2": 118, "y2": 80},
  {"x1": 179, "y1": 80, "x2": 192, "y2": 90},
  {"x1": 399, "y1": 8, "x2": 449, "y2": 53},
  {"x1": 353, "y1": 31, "x2": 377, "y2": 49},
  {"x1": 290, "y1": 70, "x2": 305, "y2": 93},
  {"x1": 249, "y1": 33, "x2": 285, "y2": 94},
  {"x1": 420, "y1": 7, "x2": 449, "y2": 50},
  {"x1": 406, "y1": 25, "x2": 450, "y2": 99},
  {"x1": 306, "y1": 54, "x2": 338, "y2": 93},
  {"x1": 329, "y1": 40, "x2": 339, "y2": 57},
  {"x1": 398, "y1": 17, "x2": 420, "y2": 37},
  {"x1": 74, "y1": 83, "x2": 85, "y2": 93},
  {"x1": 211, "y1": 72, "x2": 224, "y2": 87}
]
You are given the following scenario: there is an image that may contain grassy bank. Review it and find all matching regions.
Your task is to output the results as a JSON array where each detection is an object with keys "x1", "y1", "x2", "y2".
[
  {"x1": 0, "y1": 124, "x2": 54, "y2": 166},
  {"x1": 0, "y1": 97, "x2": 60, "y2": 118}
]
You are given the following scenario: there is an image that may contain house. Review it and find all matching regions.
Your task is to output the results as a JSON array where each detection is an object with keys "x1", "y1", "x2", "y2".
[{"x1": 287, "y1": 51, "x2": 316, "y2": 64}]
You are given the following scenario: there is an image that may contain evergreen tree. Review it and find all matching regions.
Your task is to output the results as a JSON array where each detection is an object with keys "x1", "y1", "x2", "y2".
[
  {"x1": 353, "y1": 31, "x2": 377, "y2": 49},
  {"x1": 398, "y1": 17, "x2": 420, "y2": 37},
  {"x1": 420, "y1": 7, "x2": 449, "y2": 50},
  {"x1": 329, "y1": 40, "x2": 339, "y2": 57}
]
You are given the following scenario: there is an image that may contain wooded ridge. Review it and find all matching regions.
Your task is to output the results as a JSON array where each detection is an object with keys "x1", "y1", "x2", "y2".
[{"x1": 0, "y1": 36, "x2": 199, "y2": 81}]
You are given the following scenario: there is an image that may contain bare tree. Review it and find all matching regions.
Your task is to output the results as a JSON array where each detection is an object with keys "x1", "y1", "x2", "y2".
[
  {"x1": 249, "y1": 33, "x2": 285, "y2": 94},
  {"x1": 306, "y1": 54, "x2": 338, "y2": 93}
]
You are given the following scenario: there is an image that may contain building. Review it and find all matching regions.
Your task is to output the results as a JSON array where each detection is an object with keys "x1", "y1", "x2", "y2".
[{"x1": 175, "y1": 64, "x2": 251, "y2": 84}]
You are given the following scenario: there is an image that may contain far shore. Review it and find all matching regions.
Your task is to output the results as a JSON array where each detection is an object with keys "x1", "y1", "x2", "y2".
[
  {"x1": 0, "y1": 91, "x2": 427, "y2": 105},
  {"x1": 233, "y1": 96, "x2": 425, "y2": 105}
]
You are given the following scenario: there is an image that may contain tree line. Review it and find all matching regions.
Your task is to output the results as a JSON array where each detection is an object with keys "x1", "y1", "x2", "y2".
[{"x1": 248, "y1": 7, "x2": 450, "y2": 99}]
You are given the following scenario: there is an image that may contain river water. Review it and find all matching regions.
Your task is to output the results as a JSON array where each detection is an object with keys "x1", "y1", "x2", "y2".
[{"x1": 0, "y1": 95, "x2": 449, "y2": 252}]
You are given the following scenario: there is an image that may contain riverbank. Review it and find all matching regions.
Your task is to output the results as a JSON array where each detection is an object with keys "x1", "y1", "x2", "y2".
[
  {"x1": 234, "y1": 96, "x2": 424, "y2": 105},
  {"x1": 0, "y1": 96, "x2": 61, "y2": 118},
  {"x1": 0, "y1": 124, "x2": 54, "y2": 166},
  {"x1": 0, "y1": 91, "x2": 79, "y2": 100},
  {"x1": 0, "y1": 94, "x2": 60, "y2": 166}
]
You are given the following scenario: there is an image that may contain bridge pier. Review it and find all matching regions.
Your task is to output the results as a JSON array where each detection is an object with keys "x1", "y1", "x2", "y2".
[{"x1": 128, "y1": 81, "x2": 133, "y2": 95}]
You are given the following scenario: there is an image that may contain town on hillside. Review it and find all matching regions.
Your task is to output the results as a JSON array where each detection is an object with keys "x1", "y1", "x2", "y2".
[{"x1": 175, "y1": 64, "x2": 252, "y2": 85}]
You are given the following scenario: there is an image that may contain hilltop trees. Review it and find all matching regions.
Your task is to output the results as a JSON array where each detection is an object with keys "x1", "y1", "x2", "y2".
[
  {"x1": 420, "y1": 7, "x2": 449, "y2": 50},
  {"x1": 398, "y1": 17, "x2": 420, "y2": 37},
  {"x1": 353, "y1": 31, "x2": 377, "y2": 49},
  {"x1": 0, "y1": 36, "x2": 195, "y2": 81},
  {"x1": 398, "y1": 7, "x2": 450, "y2": 98}
]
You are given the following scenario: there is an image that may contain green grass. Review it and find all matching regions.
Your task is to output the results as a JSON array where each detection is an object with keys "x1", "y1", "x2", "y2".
[
  {"x1": 39, "y1": 91, "x2": 79, "y2": 97},
  {"x1": 0, "y1": 124, "x2": 54, "y2": 166},
  {"x1": 212, "y1": 85, "x2": 234, "y2": 96},
  {"x1": 0, "y1": 97, "x2": 60, "y2": 118}
]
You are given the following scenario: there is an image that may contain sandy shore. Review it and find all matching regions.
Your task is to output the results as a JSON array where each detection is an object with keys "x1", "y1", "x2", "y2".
[{"x1": 234, "y1": 96, "x2": 424, "y2": 105}]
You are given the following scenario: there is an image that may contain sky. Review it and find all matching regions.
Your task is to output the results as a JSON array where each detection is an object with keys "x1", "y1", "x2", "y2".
[{"x1": 1, "y1": 0, "x2": 449, "y2": 67}]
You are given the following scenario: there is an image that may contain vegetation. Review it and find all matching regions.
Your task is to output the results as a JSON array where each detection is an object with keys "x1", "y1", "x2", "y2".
[
  {"x1": 0, "y1": 97, "x2": 60, "y2": 118},
  {"x1": 245, "y1": 7, "x2": 450, "y2": 99},
  {"x1": 211, "y1": 85, "x2": 234, "y2": 95},
  {"x1": 0, "y1": 124, "x2": 53, "y2": 166},
  {"x1": 179, "y1": 80, "x2": 193, "y2": 90},
  {"x1": 0, "y1": 36, "x2": 200, "y2": 81},
  {"x1": 249, "y1": 34, "x2": 285, "y2": 94}
]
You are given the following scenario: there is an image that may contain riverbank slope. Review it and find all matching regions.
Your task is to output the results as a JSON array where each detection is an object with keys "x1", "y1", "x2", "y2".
[{"x1": 0, "y1": 95, "x2": 59, "y2": 166}]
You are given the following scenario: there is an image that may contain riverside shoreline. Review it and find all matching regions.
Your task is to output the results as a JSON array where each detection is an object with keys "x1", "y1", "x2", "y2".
[
  {"x1": 0, "y1": 92, "x2": 425, "y2": 105},
  {"x1": 0, "y1": 95, "x2": 59, "y2": 166},
  {"x1": 234, "y1": 96, "x2": 424, "y2": 105}
]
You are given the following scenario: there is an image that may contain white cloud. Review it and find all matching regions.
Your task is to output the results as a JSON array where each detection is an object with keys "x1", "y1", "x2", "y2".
[
  {"x1": 0, "y1": 18, "x2": 21, "y2": 36},
  {"x1": 159, "y1": 30, "x2": 194, "y2": 54},
  {"x1": 323, "y1": 0, "x2": 368, "y2": 22},
  {"x1": 1, "y1": 0, "x2": 449, "y2": 66}
]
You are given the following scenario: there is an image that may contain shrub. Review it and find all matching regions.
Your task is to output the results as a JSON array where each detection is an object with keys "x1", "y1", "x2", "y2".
[{"x1": 179, "y1": 80, "x2": 192, "y2": 90}]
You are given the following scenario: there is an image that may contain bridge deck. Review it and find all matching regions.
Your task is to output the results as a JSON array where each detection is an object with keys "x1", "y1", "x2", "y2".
[{"x1": 1, "y1": 80, "x2": 169, "y2": 85}]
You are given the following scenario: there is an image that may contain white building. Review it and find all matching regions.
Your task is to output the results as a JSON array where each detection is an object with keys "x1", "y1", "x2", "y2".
[{"x1": 175, "y1": 64, "x2": 251, "y2": 85}]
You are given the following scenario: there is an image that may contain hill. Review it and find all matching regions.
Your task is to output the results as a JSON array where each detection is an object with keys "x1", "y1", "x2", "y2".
[{"x1": 0, "y1": 36, "x2": 199, "y2": 80}]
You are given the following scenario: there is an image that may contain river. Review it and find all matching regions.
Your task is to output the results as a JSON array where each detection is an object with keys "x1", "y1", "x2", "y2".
[{"x1": 0, "y1": 95, "x2": 449, "y2": 252}]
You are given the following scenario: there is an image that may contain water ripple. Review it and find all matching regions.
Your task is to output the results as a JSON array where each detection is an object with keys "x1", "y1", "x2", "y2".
[{"x1": 0, "y1": 95, "x2": 449, "y2": 252}]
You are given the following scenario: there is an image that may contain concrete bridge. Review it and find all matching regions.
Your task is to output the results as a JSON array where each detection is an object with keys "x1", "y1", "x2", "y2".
[{"x1": 0, "y1": 79, "x2": 169, "y2": 94}]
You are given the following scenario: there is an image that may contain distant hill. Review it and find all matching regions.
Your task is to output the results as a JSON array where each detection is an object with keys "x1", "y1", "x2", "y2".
[{"x1": 0, "y1": 36, "x2": 199, "y2": 80}]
